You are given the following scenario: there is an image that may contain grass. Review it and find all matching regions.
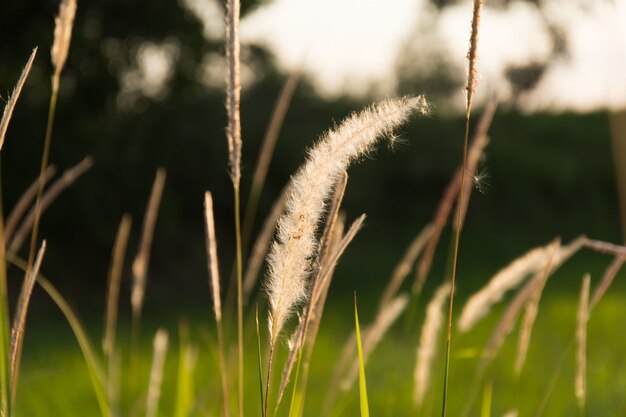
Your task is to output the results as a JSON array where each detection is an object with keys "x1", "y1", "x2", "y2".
[
  {"x1": 2, "y1": 0, "x2": 625, "y2": 416},
  {"x1": 12, "y1": 290, "x2": 626, "y2": 417}
]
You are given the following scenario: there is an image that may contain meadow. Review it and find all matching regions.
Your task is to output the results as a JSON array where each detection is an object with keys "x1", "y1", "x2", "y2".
[{"x1": 1, "y1": 0, "x2": 626, "y2": 417}]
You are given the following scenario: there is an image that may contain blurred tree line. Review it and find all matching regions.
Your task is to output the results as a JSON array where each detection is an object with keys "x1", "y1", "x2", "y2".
[{"x1": 0, "y1": 0, "x2": 621, "y2": 308}]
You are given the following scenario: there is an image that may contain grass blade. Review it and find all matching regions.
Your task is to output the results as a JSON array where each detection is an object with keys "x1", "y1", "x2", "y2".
[
  {"x1": 354, "y1": 292, "x2": 369, "y2": 417},
  {"x1": 10, "y1": 240, "x2": 46, "y2": 400},
  {"x1": 7, "y1": 254, "x2": 111, "y2": 417},
  {"x1": 255, "y1": 304, "x2": 265, "y2": 417}
]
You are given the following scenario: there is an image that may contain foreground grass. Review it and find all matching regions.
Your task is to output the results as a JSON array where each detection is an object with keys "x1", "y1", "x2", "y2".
[{"x1": 15, "y1": 290, "x2": 626, "y2": 417}]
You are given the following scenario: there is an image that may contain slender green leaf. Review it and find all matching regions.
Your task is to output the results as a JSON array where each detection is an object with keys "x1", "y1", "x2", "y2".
[
  {"x1": 255, "y1": 304, "x2": 266, "y2": 417},
  {"x1": 7, "y1": 254, "x2": 111, "y2": 417},
  {"x1": 354, "y1": 292, "x2": 369, "y2": 417}
]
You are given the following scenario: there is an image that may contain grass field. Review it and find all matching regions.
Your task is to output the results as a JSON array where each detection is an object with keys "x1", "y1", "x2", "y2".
[{"x1": 15, "y1": 264, "x2": 626, "y2": 417}]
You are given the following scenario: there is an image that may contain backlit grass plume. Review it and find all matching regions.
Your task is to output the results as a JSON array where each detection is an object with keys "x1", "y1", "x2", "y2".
[
  {"x1": 265, "y1": 96, "x2": 429, "y2": 345},
  {"x1": 458, "y1": 236, "x2": 584, "y2": 332}
]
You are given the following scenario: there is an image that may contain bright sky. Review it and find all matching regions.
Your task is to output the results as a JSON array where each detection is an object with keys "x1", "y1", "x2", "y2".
[{"x1": 181, "y1": 0, "x2": 626, "y2": 112}]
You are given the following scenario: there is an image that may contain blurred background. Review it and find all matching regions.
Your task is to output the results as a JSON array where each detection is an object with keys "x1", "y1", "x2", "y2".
[{"x1": 1, "y1": 0, "x2": 626, "y2": 415}]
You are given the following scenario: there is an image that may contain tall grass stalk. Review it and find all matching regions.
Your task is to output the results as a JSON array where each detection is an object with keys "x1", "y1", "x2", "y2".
[
  {"x1": 103, "y1": 214, "x2": 132, "y2": 358},
  {"x1": 204, "y1": 192, "x2": 230, "y2": 417},
  {"x1": 442, "y1": 2, "x2": 482, "y2": 416},
  {"x1": 130, "y1": 168, "x2": 166, "y2": 385},
  {"x1": 27, "y1": 0, "x2": 76, "y2": 300},
  {"x1": 414, "y1": 96, "x2": 495, "y2": 294},
  {"x1": 225, "y1": 0, "x2": 244, "y2": 413},
  {"x1": 103, "y1": 214, "x2": 131, "y2": 409}
]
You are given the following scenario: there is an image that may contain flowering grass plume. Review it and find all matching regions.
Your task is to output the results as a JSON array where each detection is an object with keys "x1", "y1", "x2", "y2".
[
  {"x1": 265, "y1": 96, "x2": 429, "y2": 345},
  {"x1": 458, "y1": 236, "x2": 584, "y2": 332}
]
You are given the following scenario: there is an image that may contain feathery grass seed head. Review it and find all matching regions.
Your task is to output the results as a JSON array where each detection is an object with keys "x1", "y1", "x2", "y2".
[
  {"x1": 265, "y1": 96, "x2": 428, "y2": 345},
  {"x1": 52, "y1": 0, "x2": 77, "y2": 79}
]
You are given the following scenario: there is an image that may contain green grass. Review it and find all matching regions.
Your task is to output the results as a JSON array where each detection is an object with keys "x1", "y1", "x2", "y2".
[{"x1": 14, "y1": 289, "x2": 626, "y2": 417}]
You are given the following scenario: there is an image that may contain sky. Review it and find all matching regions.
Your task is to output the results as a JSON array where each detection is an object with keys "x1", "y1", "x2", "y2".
[{"x1": 178, "y1": 0, "x2": 626, "y2": 113}]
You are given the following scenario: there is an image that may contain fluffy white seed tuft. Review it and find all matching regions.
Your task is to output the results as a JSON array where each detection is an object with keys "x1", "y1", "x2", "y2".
[{"x1": 266, "y1": 96, "x2": 428, "y2": 344}]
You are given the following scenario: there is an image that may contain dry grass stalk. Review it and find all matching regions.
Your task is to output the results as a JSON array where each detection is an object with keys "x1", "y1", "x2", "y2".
[
  {"x1": 266, "y1": 96, "x2": 428, "y2": 346},
  {"x1": 480, "y1": 273, "x2": 541, "y2": 370},
  {"x1": 204, "y1": 192, "x2": 231, "y2": 417},
  {"x1": 204, "y1": 192, "x2": 223, "y2": 322},
  {"x1": 514, "y1": 241, "x2": 561, "y2": 375},
  {"x1": 458, "y1": 236, "x2": 584, "y2": 332},
  {"x1": 590, "y1": 255, "x2": 626, "y2": 311},
  {"x1": 226, "y1": 0, "x2": 242, "y2": 185},
  {"x1": 298, "y1": 213, "x2": 346, "y2": 370},
  {"x1": 103, "y1": 214, "x2": 132, "y2": 358},
  {"x1": 466, "y1": 0, "x2": 483, "y2": 109},
  {"x1": 576, "y1": 274, "x2": 590, "y2": 412},
  {"x1": 146, "y1": 329, "x2": 168, "y2": 417},
  {"x1": 583, "y1": 238, "x2": 626, "y2": 257},
  {"x1": 9, "y1": 157, "x2": 94, "y2": 253},
  {"x1": 502, "y1": 411, "x2": 518, "y2": 417},
  {"x1": 479, "y1": 241, "x2": 560, "y2": 372},
  {"x1": 10, "y1": 240, "x2": 46, "y2": 386},
  {"x1": 380, "y1": 223, "x2": 433, "y2": 310},
  {"x1": 414, "y1": 282, "x2": 450, "y2": 407},
  {"x1": 340, "y1": 294, "x2": 409, "y2": 391},
  {"x1": 243, "y1": 70, "x2": 302, "y2": 246},
  {"x1": 316, "y1": 172, "x2": 348, "y2": 267},
  {"x1": 0, "y1": 48, "x2": 37, "y2": 151},
  {"x1": 51, "y1": 0, "x2": 77, "y2": 85},
  {"x1": 311, "y1": 214, "x2": 363, "y2": 315},
  {"x1": 4, "y1": 165, "x2": 57, "y2": 246},
  {"x1": 454, "y1": 95, "x2": 498, "y2": 230},
  {"x1": 131, "y1": 168, "x2": 166, "y2": 317},
  {"x1": 414, "y1": 99, "x2": 493, "y2": 291},
  {"x1": 243, "y1": 186, "x2": 288, "y2": 305}
]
